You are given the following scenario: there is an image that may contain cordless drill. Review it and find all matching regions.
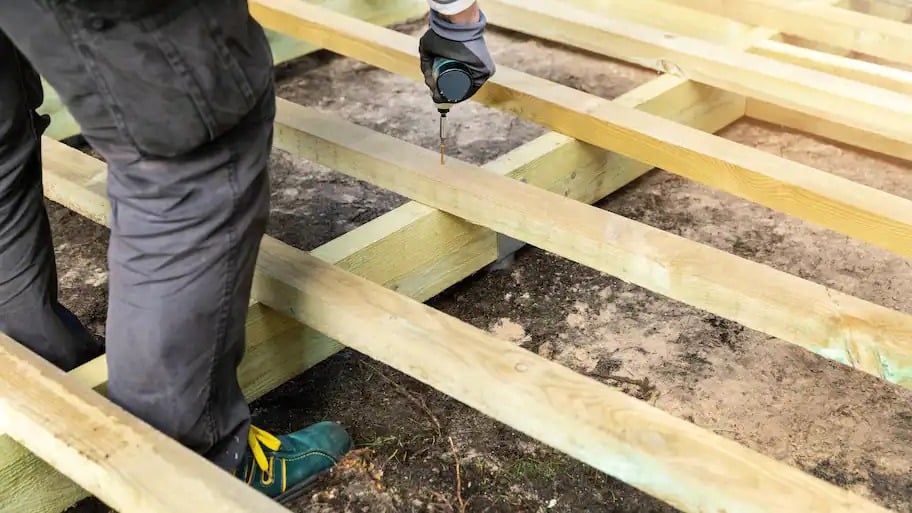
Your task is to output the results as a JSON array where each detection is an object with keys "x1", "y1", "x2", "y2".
[{"x1": 431, "y1": 58, "x2": 474, "y2": 165}]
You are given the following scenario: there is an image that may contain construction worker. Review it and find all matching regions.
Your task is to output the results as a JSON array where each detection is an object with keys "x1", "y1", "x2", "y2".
[{"x1": 0, "y1": 0, "x2": 494, "y2": 502}]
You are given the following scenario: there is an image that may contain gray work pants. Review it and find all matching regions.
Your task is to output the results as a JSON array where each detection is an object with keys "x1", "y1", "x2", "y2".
[{"x1": 0, "y1": 0, "x2": 275, "y2": 470}]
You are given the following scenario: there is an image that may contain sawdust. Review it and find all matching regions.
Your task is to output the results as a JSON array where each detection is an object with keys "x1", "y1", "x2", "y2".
[{"x1": 488, "y1": 318, "x2": 529, "y2": 345}]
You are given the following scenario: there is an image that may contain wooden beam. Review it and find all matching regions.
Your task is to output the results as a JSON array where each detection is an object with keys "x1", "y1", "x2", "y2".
[
  {"x1": 747, "y1": 39, "x2": 912, "y2": 95},
  {"x1": 849, "y1": 0, "x2": 912, "y2": 21},
  {"x1": 273, "y1": 100, "x2": 912, "y2": 389},
  {"x1": 0, "y1": 302, "x2": 337, "y2": 513},
  {"x1": 746, "y1": 99, "x2": 912, "y2": 163},
  {"x1": 481, "y1": 0, "x2": 912, "y2": 150},
  {"x1": 510, "y1": 0, "x2": 752, "y2": 44},
  {"x1": 741, "y1": 36, "x2": 912, "y2": 161},
  {"x1": 552, "y1": 0, "x2": 912, "y2": 162},
  {"x1": 9, "y1": 141, "x2": 896, "y2": 513},
  {"x1": 0, "y1": 334, "x2": 293, "y2": 513},
  {"x1": 249, "y1": 235, "x2": 894, "y2": 513},
  {"x1": 250, "y1": 0, "x2": 912, "y2": 260},
  {"x1": 671, "y1": 0, "x2": 912, "y2": 66}
]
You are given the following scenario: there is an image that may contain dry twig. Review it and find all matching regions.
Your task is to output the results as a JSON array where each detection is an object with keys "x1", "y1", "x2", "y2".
[{"x1": 449, "y1": 436, "x2": 466, "y2": 513}]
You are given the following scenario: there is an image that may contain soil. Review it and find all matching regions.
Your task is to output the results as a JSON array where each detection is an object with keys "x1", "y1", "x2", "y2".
[{"x1": 60, "y1": 18, "x2": 912, "y2": 513}]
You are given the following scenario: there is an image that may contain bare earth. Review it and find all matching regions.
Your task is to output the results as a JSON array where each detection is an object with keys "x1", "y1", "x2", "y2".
[{"x1": 62, "y1": 20, "x2": 911, "y2": 513}]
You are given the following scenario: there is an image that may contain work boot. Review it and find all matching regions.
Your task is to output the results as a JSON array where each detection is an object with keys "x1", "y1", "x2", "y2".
[{"x1": 234, "y1": 422, "x2": 352, "y2": 502}]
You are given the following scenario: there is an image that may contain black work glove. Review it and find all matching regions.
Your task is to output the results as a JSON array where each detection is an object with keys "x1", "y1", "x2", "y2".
[{"x1": 419, "y1": 9, "x2": 496, "y2": 104}]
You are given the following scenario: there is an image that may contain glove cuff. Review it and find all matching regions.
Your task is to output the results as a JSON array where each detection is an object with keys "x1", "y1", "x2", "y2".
[
  {"x1": 429, "y1": 9, "x2": 487, "y2": 42},
  {"x1": 427, "y1": 0, "x2": 477, "y2": 15}
]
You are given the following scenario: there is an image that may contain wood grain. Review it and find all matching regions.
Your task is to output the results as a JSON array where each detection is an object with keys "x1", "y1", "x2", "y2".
[
  {"x1": 275, "y1": 100, "x2": 912, "y2": 389},
  {"x1": 672, "y1": 0, "x2": 912, "y2": 66},
  {"x1": 250, "y1": 0, "x2": 912, "y2": 260},
  {"x1": 249, "y1": 237, "x2": 894, "y2": 513},
  {"x1": 483, "y1": 0, "x2": 912, "y2": 146},
  {"x1": 0, "y1": 334, "x2": 292, "y2": 513}
]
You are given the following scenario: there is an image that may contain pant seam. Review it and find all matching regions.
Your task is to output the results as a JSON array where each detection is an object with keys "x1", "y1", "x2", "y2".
[
  {"x1": 203, "y1": 149, "x2": 242, "y2": 447},
  {"x1": 147, "y1": 18, "x2": 217, "y2": 140}
]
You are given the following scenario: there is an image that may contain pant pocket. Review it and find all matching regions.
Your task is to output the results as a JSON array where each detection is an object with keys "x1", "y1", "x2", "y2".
[{"x1": 56, "y1": 0, "x2": 274, "y2": 157}]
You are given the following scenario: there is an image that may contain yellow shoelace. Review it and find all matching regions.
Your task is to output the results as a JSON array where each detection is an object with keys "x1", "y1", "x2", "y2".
[{"x1": 248, "y1": 425, "x2": 282, "y2": 472}]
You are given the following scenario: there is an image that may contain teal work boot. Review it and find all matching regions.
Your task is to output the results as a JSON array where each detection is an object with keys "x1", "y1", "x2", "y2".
[{"x1": 234, "y1": 422, "x2": 352, "y2": 503}]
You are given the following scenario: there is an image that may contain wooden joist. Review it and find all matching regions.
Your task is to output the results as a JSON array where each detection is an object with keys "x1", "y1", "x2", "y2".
[
  {"x1": 273, "y1": 100, "x2": 912, "y2": 388},
  {"x1": 482, "y1": 0, "x2": 912, "y2": 147},
  {"x1": 747, "y1": 39, "x2": 912, "y2": 96},
  {"x1": 17, "y1": 147, "x2": 893, "y2": 513},
  {"x1": 0, "y1": 333, "x2": 291, "y2": 513},
  {"x1": 850, "y1": 0, "x2": 912, "y2": 21},
  {"x1": 250, "y1": 0, "x2": 912, "y2": 262},
  {"x1": 671, "y1": 0, "x2": 912, "y2": 66},
  {"x1": 0, "y1": 304, "x2": 335, "y2": 512},
  {"x1": 486, "y1": 0, "x2": 912, "y2": 163},
  {"x1": 7, "y1": 1, "x2": 909, "y2": 512}
]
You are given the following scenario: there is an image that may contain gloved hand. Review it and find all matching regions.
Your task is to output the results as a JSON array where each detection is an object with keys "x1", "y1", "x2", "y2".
[{"x1": 419, "y1": 9, "x2": 496, "y2": 104}]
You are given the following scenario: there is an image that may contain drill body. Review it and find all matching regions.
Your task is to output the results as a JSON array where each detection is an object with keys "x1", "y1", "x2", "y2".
[{"x1": 432, "y1": 58, "x2": 473, "y2": 164}]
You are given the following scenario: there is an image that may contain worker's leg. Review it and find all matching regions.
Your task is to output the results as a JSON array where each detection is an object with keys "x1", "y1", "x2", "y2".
[
  {"x1": 0, "y1": 2, "x2": 350, "y2": 487},
  {"x1": 0, "y1": 30, "x2": 99, "y2": 371},
  {"x1": 0, "y1": 0, "x2": 270, "y2": 469}
]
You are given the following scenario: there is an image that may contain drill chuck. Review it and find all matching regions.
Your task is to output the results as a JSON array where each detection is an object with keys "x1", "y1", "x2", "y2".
[{"x1": 432, "y1": 58, "x2": 473, "y2": 104}]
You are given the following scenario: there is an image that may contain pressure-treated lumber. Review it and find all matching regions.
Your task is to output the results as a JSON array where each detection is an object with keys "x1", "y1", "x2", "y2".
[
  {"x1": 850, "y1": 0, "x2": 912, "y2": 21},
  {"x1": 15, "y1": 141, "x2": 899, "y2": 513},
  {"x1": 554, "y1": 0, "x2": 912, "y2": 161},
  {"x1": 509, "y1": 0, "x2": 752, "y2": 44},
  {"x1": 5, "y1": 74, "x2": 743, "y2": 513},
  {"x1": 250, "y1": 0, "x2": 912, "y2": 261},
  {"x1": 250, "y1": 236, "x2": 894, "y2": 513},
  {"x1": 748, "y1": 39, "x2": 912, "y2": 96},
  {"x1": 482, "y1": 0, "x2": 912, "y2": 149},
  {"x1": 274, "y1": 100, "x2": 912, "y2": 388},
  {"x1": 744, "y1": 40, "x2": 912, "y2": 161},
  {"x1": 671, "y1": 0, "x2": 912, "y2": 66},
  {"x1": 0, "y1": 334, "x2": 292, "y2": 513},
  {"x1": 0, "y1": 301, "x2": 338, "y2": 513}
]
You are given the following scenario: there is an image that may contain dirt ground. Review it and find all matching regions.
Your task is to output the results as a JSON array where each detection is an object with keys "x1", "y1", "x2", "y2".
[{"x1": 61, "y1": 18, "x2": 912, "y2": 513}]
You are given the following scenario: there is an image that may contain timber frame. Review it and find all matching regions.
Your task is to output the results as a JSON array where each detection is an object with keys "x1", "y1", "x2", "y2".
[{"x1": 1, "y1": 0, "x2": 911, "y2": 512}]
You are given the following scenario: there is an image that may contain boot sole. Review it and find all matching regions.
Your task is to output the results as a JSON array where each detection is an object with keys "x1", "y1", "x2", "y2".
[{"x1": 274, "y1": 468, "x2": 330, "y2": 505}]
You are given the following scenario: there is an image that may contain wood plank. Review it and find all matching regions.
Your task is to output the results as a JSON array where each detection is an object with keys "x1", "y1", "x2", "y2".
[
  {"x1": 0, "y1": 334, "x2": 292, "y2": 513},
  {"x1": 249, "y1": 236, "x2": 896, "y2": 513},
  {"x1": 742, "y1": 26, "x2": 912, "y2": 160},
  {"x1": 748, "y1": 39, "x2": 912, "y2": 95},
  {"x1": 250, "y1": 0, "x2": 912, "y2": 260},
  {"x1": 517, "y1": 0, "x2": 752, "y2": 44},
  {"x1": 274, "y1": 100, "x2": 912, "y2": 389},
  {"x1": 11, "y1": 141, "x2": 896, "y2": 513},
  {"x1": 5, "y1": 75, "x2": 743, "y2": 513},
  {"x1": 0, "y1": 301, "x2": 330, "y2": 513},
  {"x1": 849, "y1": 0, "x2": 912, "y2": 21},
  {"x1": 746, "y1": 98, "x2": 912, "y2": 162},
  {"x1": 556, "y1": 0, "x2": 912, "y2": 161},
  {"x1": 672, "y1": 0, "x2": 912, "y2": 66},
  {"x1": 482, "y1": 0, "x2": 912, "y2": 149}
]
